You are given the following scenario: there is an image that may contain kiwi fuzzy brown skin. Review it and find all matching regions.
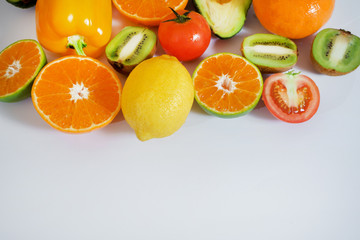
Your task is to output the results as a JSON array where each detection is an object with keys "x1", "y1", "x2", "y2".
[
  {"x1": 310, "y1": 29, "x2": 360, "y2": 76},
  {"x1": 108, "y1": 44, "x2": 156, "y2": 75},
  {"x1": 106, "y1": 26, "x2": 157, "y2": 75},
  {"x1": 240, "y1": 37, "x2": 299, "y2": 73},
  {"x1": 310, "y1": 49, "x2": 348, "y2": 76}
]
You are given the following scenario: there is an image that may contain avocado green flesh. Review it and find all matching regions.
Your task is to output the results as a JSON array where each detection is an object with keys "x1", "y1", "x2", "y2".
[
  {"x1": 312, "y1": 28, "x2": 360, "y2": 73},
  {"x1": 242, "y1": 34, "x2": 297, "y2": 68},
  {"x1": 193, "y1": 0, "x2": 252, "y2": 38}
]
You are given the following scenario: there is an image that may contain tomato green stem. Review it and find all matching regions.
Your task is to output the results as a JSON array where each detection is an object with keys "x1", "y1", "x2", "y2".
[
  {"x1": 163, "y1": 7, "x2": 191, "y2": 24},
  {"x1": 67, "y1": 35, "x2": 87, "y2": 56},
  {"x1": 286, "y1": 70, "x2": 301, "y2": 77}
]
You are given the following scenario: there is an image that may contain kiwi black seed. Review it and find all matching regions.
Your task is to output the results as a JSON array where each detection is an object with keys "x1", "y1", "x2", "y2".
[
  {"x1": 311, "y1": 28, "x2": 360, "y2": 76},
  {"x1": 240, "y1": 33, "x2": 298, "y2": 73},
  {"x1": 105, "y1": 26, "x2": 157, "y2": 74}
]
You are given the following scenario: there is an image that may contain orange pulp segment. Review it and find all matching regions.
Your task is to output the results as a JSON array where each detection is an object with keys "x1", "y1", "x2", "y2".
[
  {"x1": 112, "y1": 0, "x2": 188, "y2": 26},
  {"x1": 0, "y1": 39, "x2": 46, "y2": 102},
  {"x1": 193, "y1": 53, "x2": 263, "y2": 118},
  {"x1": 31, "y1": 56, "x2": 122, "y2": 133}
]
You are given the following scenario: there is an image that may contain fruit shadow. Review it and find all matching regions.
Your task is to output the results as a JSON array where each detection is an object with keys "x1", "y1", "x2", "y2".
[
  {"x1": 250, "y1": 98, "x2": 277, "y2": 121},
  {"x1": 293, "y1": 34, "x2": 319, "y2": 74},
  {"x1": 191, "y1": 100, "x2": 208, "y2": 116},
  {"x1": 100, "y1": 110, "x2": 134, "y2": 135},
  {"x1": 0, "y1": 98, "x2": 48, "y2": 129}
]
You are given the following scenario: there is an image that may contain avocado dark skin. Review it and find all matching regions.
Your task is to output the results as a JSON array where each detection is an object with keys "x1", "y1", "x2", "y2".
[{"x1": 6, "y1": 0, "x2": 37, "y2": 8}]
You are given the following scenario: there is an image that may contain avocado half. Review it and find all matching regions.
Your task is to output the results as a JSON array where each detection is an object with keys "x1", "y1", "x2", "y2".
[{"x1": 193, "y1": 0, "x2": 252, "y2": 39}]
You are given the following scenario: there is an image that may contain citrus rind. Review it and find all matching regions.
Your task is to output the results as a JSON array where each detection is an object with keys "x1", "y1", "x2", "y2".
[
  {"x1": 0, "y1": 39, "x2": 47, "y2": 102},
  {"x1": 192, "y1": 52, "x2": 263, "y2": 118}
]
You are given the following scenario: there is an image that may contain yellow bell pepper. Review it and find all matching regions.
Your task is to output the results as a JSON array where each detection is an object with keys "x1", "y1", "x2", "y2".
[{"x1": 35, "y1": 0, "x2": 112, "y2": 58}]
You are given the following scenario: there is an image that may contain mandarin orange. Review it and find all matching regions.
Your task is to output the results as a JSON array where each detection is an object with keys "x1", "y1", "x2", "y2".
[
  {"x1": 253, "y1": 0, "x2": 335, "y2": 39},
  {"x1": 112, "y1": 0, "x2": 188, "y2": 26},
  {"x1": 32, "y1": 56, "x2": 122, "y2": 133}
]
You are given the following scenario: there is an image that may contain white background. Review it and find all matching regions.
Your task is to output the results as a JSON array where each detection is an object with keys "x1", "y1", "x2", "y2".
[{"x1": 1, "y1": 1, "x2": 359, "y2": 239}]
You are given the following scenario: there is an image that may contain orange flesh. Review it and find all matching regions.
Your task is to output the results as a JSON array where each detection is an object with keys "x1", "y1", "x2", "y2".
[
  {"x1": 32, "y1": 56, "x2": 121, "y2": 132},
  {"x1": 0, "y1": 41, "x2": 41, "y2": 96},
  {"x1": 113, "y1": 0, "x2": 188, "y2": 25},
  {"x1": 194, "y1": 54, "x2": 261, "y2": 113},
  {"x1": 271, "y1": 81, "x2": 312, "y2": 114},
  {"x1": 253, "y1": 0, "x2": 335, "y2": 39}
]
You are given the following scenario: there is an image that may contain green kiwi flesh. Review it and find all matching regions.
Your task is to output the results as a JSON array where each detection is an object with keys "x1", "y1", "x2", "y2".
[
  {"x1": 241, "y1": 33, "x2": 298, "y2": 73},
  {"x1": 311, "y1": 28, "x2": 360, "y2": 76},
  {"x1": 106, "y1": 26, "x2": 157, "y2": 74}
]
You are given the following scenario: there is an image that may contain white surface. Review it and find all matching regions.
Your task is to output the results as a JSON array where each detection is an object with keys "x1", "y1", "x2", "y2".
[{"x1": 1, "y1": 1, "x2": 360, "y2": 240}]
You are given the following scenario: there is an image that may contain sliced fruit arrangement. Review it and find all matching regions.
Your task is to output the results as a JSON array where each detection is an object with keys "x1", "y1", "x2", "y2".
[
  {"x1": 31, "y1": 56, "x2": 122, "y2": 133},
  {"x1": 0, "y1": 39, "x2": 46, "y2": 102},
  {"x1": 6, "y1": 0, "x2": 36, "y2": 8},
  {"x1": 106, "y1": 26, "x2": 157, "y2": 74},
  {"x1": 193, "y1": 0, "x2": 252, "y2": 38},
  {"x1": 112, "y1": 0, "x2": 188, "y2": 26},
  {"x1": 253, "y1": 0, "x2": 335, "y2": 39},
  {"x1": 193, "y1": 53, "x2": 263, "y2": 118},
  {"x1": 311, "y1": 28, "x2": 360, "y2": 76},
  {"x1": 158, "y1": 9, "x2": 211, "y2": 61},
  {"x1": 262, "y1": 71, "x2": 320, "y2": 123},
  {"x1": 1, "y1": 0, "x2": 359, "y2": 140},
  {"x1": 35, "y1": 0, "x2": 112, "y2": 58},
  {"x1": 122, "y1": 55, "x2": 194, "y2": 141},
  {"x1": 241, "y1": 33, "x2": 298, "y2": 73}
]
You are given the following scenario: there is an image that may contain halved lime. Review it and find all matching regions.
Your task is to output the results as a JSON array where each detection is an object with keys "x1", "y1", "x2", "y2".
[{"x1": 0, "y1": 39, "x2": 47, "y2": 102}]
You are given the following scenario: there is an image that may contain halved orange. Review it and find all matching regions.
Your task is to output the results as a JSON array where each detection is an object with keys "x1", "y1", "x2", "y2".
[
  {"x1": 0, "y1": 39, "x2": 46, "y2": 102},
  {"x1": 112, "y1": 0, "x2": 188, "y2": 26},
  {"x1": 193, "y1": 53, "x2": 263, "y2": 118},
  {"x1": 31, "y1": 56, "x2": 122, "y2": 133}
]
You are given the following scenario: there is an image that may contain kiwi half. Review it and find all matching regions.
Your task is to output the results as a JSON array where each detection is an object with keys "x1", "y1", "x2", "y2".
[
  {"x1": 106, "y1": 26, "x2": 157, "y2": 74},
  {"x1": 311, "y1": 28, "x2": 360, "y2": 76},
  {"x1": 241, "y1": 33, "x2": 298, "y2": 73}
]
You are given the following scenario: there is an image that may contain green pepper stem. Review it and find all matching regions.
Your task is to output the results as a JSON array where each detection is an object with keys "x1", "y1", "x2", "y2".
[{"x1": 67, "y1": 35, "x2": 87, "y2": 56}]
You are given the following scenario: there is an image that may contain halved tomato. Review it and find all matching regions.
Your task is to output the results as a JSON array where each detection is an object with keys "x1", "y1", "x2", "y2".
[{"x1": 262, "y1": 72, "x2": 320, "y2": 123}]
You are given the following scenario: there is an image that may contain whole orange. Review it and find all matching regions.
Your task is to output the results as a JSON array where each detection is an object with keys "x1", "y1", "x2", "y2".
[{"x1": 253, "y1": 0, "x2": 335, "y2": 39}]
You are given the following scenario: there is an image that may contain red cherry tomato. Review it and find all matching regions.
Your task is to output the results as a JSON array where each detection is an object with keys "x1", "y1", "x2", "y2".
[
  {"x1": 262, "y1": 72, "x2": 320, "y2": 123},
  {"x1": 158, "y1": 9, "x2": 211, "y2": 61}
]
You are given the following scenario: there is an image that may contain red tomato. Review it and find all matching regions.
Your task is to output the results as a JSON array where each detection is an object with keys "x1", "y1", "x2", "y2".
[
  {"x1": 158, "y1": 9, "x2": 211, "y2": 61},
  {"x1": 262, "y1": 72, "x2": 320, "y2": 123}
]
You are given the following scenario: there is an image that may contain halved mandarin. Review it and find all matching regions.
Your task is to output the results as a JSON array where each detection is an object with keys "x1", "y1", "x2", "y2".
[
  {"x1": 31, "y1": 56, "x2": 122, "y2": 133},
  {"x1": 193, "y1": 53, "x2": 263, "y2": 118},
  {"x1": 112, "y1": 0, "x2": 188, "y2": 26}
]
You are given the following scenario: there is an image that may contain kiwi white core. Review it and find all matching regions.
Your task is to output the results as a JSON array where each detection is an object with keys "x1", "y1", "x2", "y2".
[
  {"x1": 245, "y1": 45, "x2": 294, "y2": 55},
  {"x1": 5, "y1": 60, "x2": 21, "y2": 78},
  {"x1": 329, "y1": 34, "x2": 350, "y2": 67},
  {"x1": 118, "y1": 32, "x2": 144, "y2": 61}
]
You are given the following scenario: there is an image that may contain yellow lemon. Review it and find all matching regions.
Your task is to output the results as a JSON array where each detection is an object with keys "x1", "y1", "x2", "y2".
[{"x1": 122, "y1": 55, "x2": 194, "y2": 141}]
